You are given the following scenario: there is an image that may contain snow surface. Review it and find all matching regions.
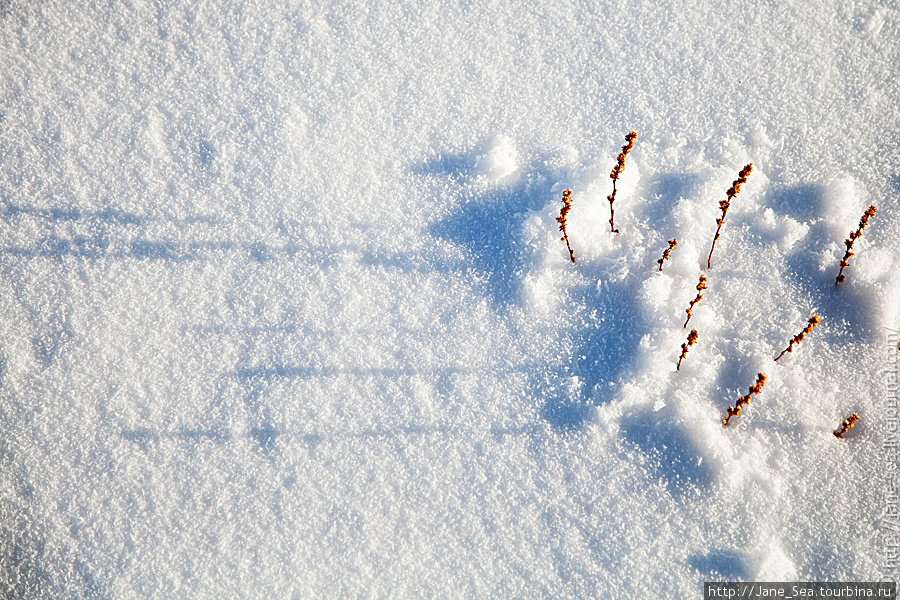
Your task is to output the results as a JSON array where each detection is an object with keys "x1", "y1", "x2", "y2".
[{"x1": 1, "y1": 0, "x2": 899, "y2": 597}]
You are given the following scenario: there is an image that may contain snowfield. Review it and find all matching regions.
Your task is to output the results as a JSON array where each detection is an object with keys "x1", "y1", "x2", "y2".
[{"x1": 1, "y1": 1, "x2": 899, "y2": 597}]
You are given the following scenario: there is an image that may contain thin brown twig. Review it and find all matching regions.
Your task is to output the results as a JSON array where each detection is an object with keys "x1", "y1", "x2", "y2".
[
  {"x1": 683, "y1": 274, "x2": 707, "y2": 328},
  {"x1": 556, "y1": 189, "x2": 576, "y2": 262},
  {"x1": 723, "y1": 373, "x2": 767, "y2": 426},
  {"x1": 677, "y1": 329, "x2": 698, "y2": 370},
  {"x1": 607, "y1": 131, "x2": 637, "y2": 233},
  {"x1": 835, "y1": 205, "x2": 877, "y2": 286},
  {"x1": 657, "y1": 239, "x2": 677, "y2": 272},
  {"x1": 707, "y1": 163, "x2": 753, "y2": 269},
  {"x1": 774, "y1": 315, "x2": 821, "y2": 361}
]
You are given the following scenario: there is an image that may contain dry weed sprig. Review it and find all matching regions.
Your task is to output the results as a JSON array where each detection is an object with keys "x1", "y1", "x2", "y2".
[
  {"x1": 607, "y1": 131, "x2": 637, "y2": 233},
  {"x1": 835, "y1": 205, "x2": 877, "y2": 286},
  {"x1": 723, "y1": 373, "x2": 767, "y2": 426},
  {"x1": 707, "y1": 163, "x2": 753, "y2": 269},
  {"x1": 774, "y1": 315, "x2": 821, "y2": 361},
  {"x1": 677, "y1": 328, "x2": 698, "y2": 370},
  {"x1": 556, "y1": 189, "x2": 576, "y2": 263},
  {"x1": 657, "y1": 239, "x2": 677, "y2": 271},
  {"x1": 833, "y1": 413, "x2": 859, "y2": 439},
  {"x1": 683, "y1": 274, "x2": 708, "y2": 328}
]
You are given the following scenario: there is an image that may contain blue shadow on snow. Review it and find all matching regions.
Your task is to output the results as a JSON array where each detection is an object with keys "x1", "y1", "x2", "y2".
[
  {"x1": 427, "y1": 187, "x2": 534, "y2": 306},
  {"x1": 688, "y1": 550, "x2": 750, "y2": 580},
  {"x1": 415, "y1": 150, "x2": 555, "y2": 307},
  {"x1": 540, "y1": 279, "x2": 646, "y2": 433},
  {"x1": 619, "y1": 412, "x2": 715, "y2": 497}
]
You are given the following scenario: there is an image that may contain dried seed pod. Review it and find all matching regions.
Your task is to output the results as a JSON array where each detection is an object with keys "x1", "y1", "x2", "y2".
[
  {"x1": 833, "y1": 413, "x2": 859, "y2": 439},
  {"x1": 556, "y1": 189, "x2": 575, "y2": 263},
  {"x1": 657, "y1": 239, "x2": 677, "y2": 272},
  {"x1": 723, "y1": 373, "x2": 767, "y2": 426},
  {"x1": 677, "y1": 329, "x2": 698, "y2": 370},
  {"x1": 835, "y1": 205, "x2": 876, "y2": 286},
  {"x1": 707, "y1": 164, "x2": 752, "y2": 269},
  {"x1": 775, "y1": 315, "x2": 821, "y2": 361},
  {"x1": 683, "y1": 274, "x2": 708, "y2": 328},
  {"x1": 607, "y1": 131, "x2": 636, "y2": 233}
]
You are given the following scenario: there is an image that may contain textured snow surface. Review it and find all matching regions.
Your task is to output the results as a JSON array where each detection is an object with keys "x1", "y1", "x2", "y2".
[{"x1": 1, "y1": 0, "x2": 899, "y2": 597}]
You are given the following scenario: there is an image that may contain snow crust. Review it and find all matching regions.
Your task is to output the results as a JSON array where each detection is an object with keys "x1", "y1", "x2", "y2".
[{"x1": 1, "y1": 0, "x2": 899, "y2": 597}]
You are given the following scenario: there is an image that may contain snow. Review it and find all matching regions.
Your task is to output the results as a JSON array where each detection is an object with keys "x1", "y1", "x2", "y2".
[{"x1": 1, "y1": 0, "x2": 899, "y2": 597}]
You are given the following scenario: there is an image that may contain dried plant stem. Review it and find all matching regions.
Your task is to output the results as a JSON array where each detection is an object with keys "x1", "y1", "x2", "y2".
[
  {"x1": 683, "y1": 274, "x2": 708, "y2": 328},
  {"x1": 723, "y1": 373, "x2": 767, "y2": 426},
  {"x1": 707, "y1": 163, "x2": 753, "y2": 269},
  {"x1": 833, "y1": 413, "x2": 859, "y2": 438},
  {"x1": 657, "y1": 239, "x2": 677, "y2": 272},
  {"x1": 607, "y1": 131, "x2": 637, "y2": 233},
  {"x1": 774, "y1": 315, "x2": 821, "y2": 361},
  {"x1": 556, "y1": 189, "x2": 576, "y2": 262},
  {"x1": 677, "y1": 329, "x2": 698, "y2": 370},
  {"x1": 835, "y1": 205, "x2": 877, "y2": 286}
]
